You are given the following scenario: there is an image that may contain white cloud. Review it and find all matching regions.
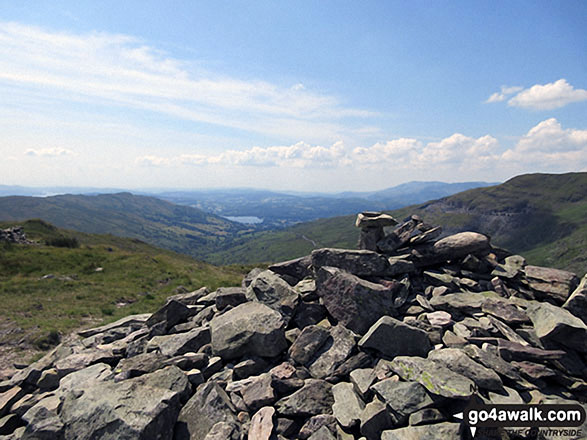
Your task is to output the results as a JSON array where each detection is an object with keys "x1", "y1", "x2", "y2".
[
  {"x1": 25, "y1": 147, "x2": 75, "y2": 157},
  {"x1": 352, "y1": 138, "x2": 421, "y2": 164},
  {"x1": 501, "y1": 118, "x2": 587, "y2": 168},
  {"x1": 417, "y1": 133, "x2": 498, "y2": 165},
  {"x1": 485, "y1": 86, "x2": 523, "y2": 103},
  {"x1": 137, "y1": 141, "x2": 348, "y2": 169},
  {"x1": 507, "y1": 79, "x2": 587, "y2": 110},
  {"x1": 0, "y1": 22, "x2": 374, "y2": 143}
]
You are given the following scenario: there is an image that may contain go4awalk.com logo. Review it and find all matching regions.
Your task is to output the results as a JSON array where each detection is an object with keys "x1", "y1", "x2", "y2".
[{"x1": 454, "y1": 402, "x2": 586, "y2": 438}]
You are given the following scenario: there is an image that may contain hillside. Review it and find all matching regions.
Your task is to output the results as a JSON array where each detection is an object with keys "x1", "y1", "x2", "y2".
[
  {"x1": 0, "y1": 220, "x2": 251, "y2": 369},
  {"x1": 0, "y1": 192, "x2": 246, "y2": 260},
  {"x1": 207, "y1": 173, "x2": 587, "y2": 275}
]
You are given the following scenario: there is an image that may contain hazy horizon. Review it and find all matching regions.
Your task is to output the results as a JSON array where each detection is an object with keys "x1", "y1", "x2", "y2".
[{"x1": 1, "y1": 1, "x2": 586, "y2": 191}]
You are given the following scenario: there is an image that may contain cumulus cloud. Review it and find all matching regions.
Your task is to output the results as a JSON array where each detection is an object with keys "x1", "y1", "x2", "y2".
[
  {"x1": 25, "y1": 147, "x2": 75, "y2": 157},
  {"x1": 488, "y1": 79, "x2": 587, "y2": 110},
  {"x1": 485, "y1": 86, "x2": 523, "y2": 103},
  {"x1": 352, "y1": 138, "x2": 421, "y2": 165},
  {"x1": 137, "y1": 141, "x2": 348, "y2": 169},
  {"x1": 508, "y1": 79, "x2": 587, "y2": 110},
  {"x1": 501, "y1": 118, "x2": 587, "y2": 168},
  {"x1": 417, "y1": 134, "x2": 498, "y2": 165}
]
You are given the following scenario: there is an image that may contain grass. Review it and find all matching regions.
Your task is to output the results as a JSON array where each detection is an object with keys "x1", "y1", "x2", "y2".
[{"x1": 0, "y1": 219, "x2": 255, "y2": 351}]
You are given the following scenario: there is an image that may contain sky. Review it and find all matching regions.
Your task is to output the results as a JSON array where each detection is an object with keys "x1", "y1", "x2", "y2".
[{"x1": 1, "y1": 1, "x2": 586, "y2": 192}]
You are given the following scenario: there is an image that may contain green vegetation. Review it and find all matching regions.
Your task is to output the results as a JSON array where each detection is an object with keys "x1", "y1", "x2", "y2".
[
  {"x1": 0, "y1": 192, "x2": 248, "y2": 261},
  {"x1": 208, "y1": 173, "x2": 587, "y2": 276},
  {"x1": 0, "y1": 219, "x2": 253, "y2": 352}
]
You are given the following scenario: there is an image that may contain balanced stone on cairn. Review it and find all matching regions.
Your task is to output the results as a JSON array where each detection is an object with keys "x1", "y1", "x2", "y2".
[{"x1": 355, "y1": 212, "x2": 397, "y2": 251}]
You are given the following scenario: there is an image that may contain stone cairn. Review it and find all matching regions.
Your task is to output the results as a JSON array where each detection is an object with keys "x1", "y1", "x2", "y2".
[
  {"x1": 0, "y1": 213, "x2": 586, "y2": 440},
  {"x1": 0, "y1": 227, "x2": 31, "y2": 245}
]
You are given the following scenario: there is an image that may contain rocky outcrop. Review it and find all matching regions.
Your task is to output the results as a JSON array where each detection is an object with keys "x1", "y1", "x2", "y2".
[
  {"x1": 1, "y1": 212, "x2": 585, "y2": 440},
  {"x1": 0, "y1": 227, "x2": 31, "y2": 245}
]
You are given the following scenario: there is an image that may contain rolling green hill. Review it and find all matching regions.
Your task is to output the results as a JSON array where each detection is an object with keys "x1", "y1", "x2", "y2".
[
  {"x1": 0, "y1": 192, "x2": 247, "y2": 260},
  {"x1": 0, "y1": 219, "x2": 252, "y2": 364},
  {"x1": 207, "y1": 173, "x2": 587, "y2": 275}
]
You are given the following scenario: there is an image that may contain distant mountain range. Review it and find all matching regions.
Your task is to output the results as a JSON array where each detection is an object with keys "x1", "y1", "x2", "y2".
[
  {"x1": 206, "y1": 173, "x2": 587, "y2": 275},
  {"x1": 1, "y1": 174, "x2": 584, "y2": 274},
  {"x1": 0, "y1": 181, "x2": 495, "y2": 229}
]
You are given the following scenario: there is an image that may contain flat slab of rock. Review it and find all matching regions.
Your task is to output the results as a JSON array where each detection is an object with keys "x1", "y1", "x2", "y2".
[
  {"x1": 311, "y1": 248, "x2": 393, "y2": 277},
  {"x1": 210, "y1": 302, "x2": 287, "y2": 360},
  {"x1": 358, "y1": 316, "x2": 432, "y2": 359},
  {"x1": 429, "y1": 292, "x2": 486, "y2": 315},
  {"x1": 275, "y1": 379, "x2": 334, "y2": 417},
  {"x1": 371, "y1": 379, "x2": 434, "y2": 420},
  {"x1": 412, "y1": 232, "x2": 490, "y2": 266},
  {"x1": 60, "y1": 366, "x2": 190, "y2": 440},
  {"x1": 526, "y1": 301, "x2": 587, "y2": 353},
  {"x1": 316, "y1": 266, "x2": 400, "y2": 334},
  {"x1": 355, "y1": 212, "x2": 398, "y2": 229},
  {"x1": 175, "y1": 381, "x2": 237, "y2": 440},
  {"x1": 249, "y1": 406, "x2": 275, "y2": 440},
  {"x1": 308, "y1": 324, "x2": 356, "y2": 379},
  {"x1": 269, "y1": 256, "x2": 312, "y2": 284},
  {"x1": 524, "y1": 265, "x2": 579, "y2": 303},
  {"x1": 246, "y1": 270, "x2": 299, "y2": 320},
  {"x1": 381, "y1": 422, "x2": 461, "y2": 439},
  {"x1": 332, "y1": 382, "x2": 365, "y2": 429},
  {"x1": 427, "y1": 348, "x2": 503, "y2": 391},
  {"x1": 147, "y1": 326, "x2": 211, "y2": 357},
  {"x1": 390, "y1": 356, "x2": 476, "y2": 398},
  {"x1": 78, "y1": 313, "x2": 150, "y2": 338}
]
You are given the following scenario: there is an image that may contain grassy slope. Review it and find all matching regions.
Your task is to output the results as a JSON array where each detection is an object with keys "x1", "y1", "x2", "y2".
[
  {"x1": 207, "y1": 173, "x2": 587, "y2": 275},
  {"x1": 0, "y1": 193, "x2": 248, "y2": 260},
  {"x1": 0, "y1": 219, "x2": 252, "y2": 352}
]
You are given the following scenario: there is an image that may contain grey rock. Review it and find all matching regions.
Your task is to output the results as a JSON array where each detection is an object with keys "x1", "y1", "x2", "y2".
[
  {"x1": 210, "y1": 302, "x2": 287, "y2": 360},
  {"x1": 377, "y1": 217, "x2": 421, "y2": 253},
  {"x1": 316, "y1": 267, "x2": 400, "y2": 334},
  {"x1": 526, "y1": 301, "x2": 587, "y2": 353},
  {"x1": 462, "y1": 344, "x2": 523, "y2": 382},
  {"x1": 0, "y1": 387, "x2": 25, "y2": 418},
  {"x1": 241, "y1": 373, "x2": 276, "y2": 412},
  {"x1": 146, "y1": 300, "x2": 192, "y2": 331},
  {"x1": 307, "y1": 425, "x2": 336, "y2": 440},
  {"x1": 288, "y1": 325, "x2": 330, "y2": 366},
  {"x1": 497, "y1": 339, "x2": 566, "y2": 362},
  {"x1": 308, "y1": 324, "x2": 356, "y2": 379},
  {"x1": 390, "y1": 356, "x2": 476, "y2": 398},
  {"x1": 371, "y1": 380, "x2": 434, "y2": 420},
  {"x1": 78, "y1": 313, "x2": 150, "y2": 338},
  {"x1": 214, "y1": 287, "x2": 247, "y2": 311},
  {"x1": 358, "y1": 316, "x2": 432, "y2": 359},
  {"x1": 412, "y1": 232, "x2": 490, "y2": 266},
  {"x1": 203, "y1": 422, "x2": 238, "y2": 440},
  {"x1": 175, "y1": 382, "x2": 237, "y2": 440},
  {"x1": 292, "y1": 302, "x2": 327, "y2": 329},
  {"x1": 427, "y1": 348, "x2": 503, "y2": 391},
  {"x1": 21, "y1": 394, "x2": 63, "y2": 440},
  {"x1": 355, "y1": 212, "x2": 398, "y2": 229},
  {"x1": 332, "y1": 382, "x2": 365, "y2": 428},
  {"x1": 429, "y1": 292, "x2": 486, "y2": 315},
  {"x1": 275, "y1": 379, "x2": 334, "y2": 417},
  {"x1": 524, "y1": 265, "x2": 579, "y2": 304},
  {"x1": 233, "y1": 357, "x2": 268, "y2": 380},
  {"x1": 425, "y1": 311, "x2": 453, "y2": 327},
  {"x1": 487, "y1": 386, "x2": 525, "y2": 404},
  {"x1": 115, "y1": 352, "x2": 166, "y2": 378},
  {"x1": 408, "y1": 408, "x2": 445, "y2": 426},
  {"x1": 246, "y1": 270, "x2": 300, "y2": 320},
  {"x1": 59, "y1": 366, "x2": 190, "y2": 440},
  {"x1": 312, "y1": 248, "x2": 393, "y2": 277},
  {"x1": 299, "y1": 415, "x2": 337, "y2": 440},
  {"x1": 167, "y1": 287, "x2": 209, "y2": 305},
  {"x1": 563, "y1": 275, "x2": 587, "y2": 323},
  {"x1": 248, "y1": 407, "x2": 275, "y2": 440},
  {"x1": 350, "y1": 368, "x2": 376, "y2": 400},
  {"x1": 54, "y1": 349, "x2": 118, "y2": 377},
  {"x1": 481, "y1": 298, "x2": 529, "y2": 325},
  {"x1": 387, "y1": 256, "x2": 417, "y2": 276},
  {"x1": 269, "y1": 256, "x2": 312, "y2": 285},
  {"x1": 381, "y1": 422, "x2": 461, "y2": 439},
  {"x1": 359, "y1": 398, "x2": 393, "y2": 440},
  {"x1": 147, "y1": 326, "x2": 211, "y2": 357},
  {"x1": 0, "y1": 413, "x2": 22, "y2": 436}
]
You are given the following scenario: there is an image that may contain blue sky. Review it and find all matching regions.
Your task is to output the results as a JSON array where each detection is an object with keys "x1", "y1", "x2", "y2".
[{"x1": 1, "y1": 1, "x2": 586, "y2": 191}]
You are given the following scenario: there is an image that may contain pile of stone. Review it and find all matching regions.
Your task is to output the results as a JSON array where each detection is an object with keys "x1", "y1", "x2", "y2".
[
  {"x1": 0, "y1": 212, "x2": 586, "y2": 440},
  {"x1": 0, "y1": 227, "x2": 31, "y2": 245}
]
